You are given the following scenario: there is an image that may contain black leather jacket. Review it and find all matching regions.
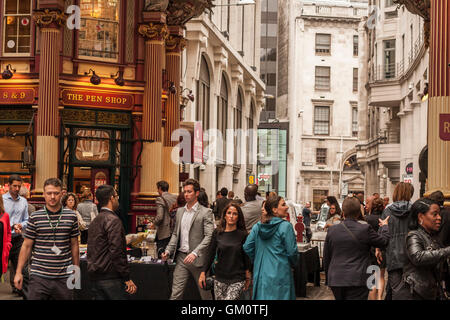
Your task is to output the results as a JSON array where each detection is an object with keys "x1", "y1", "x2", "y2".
[{"x1": 403, "y1": 226, "x2": 450, "y2": 300}]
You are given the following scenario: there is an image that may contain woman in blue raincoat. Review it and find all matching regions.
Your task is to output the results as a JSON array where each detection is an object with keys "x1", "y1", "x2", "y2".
[{"x1": 243, "y1": 195, "x2": 298, "y2": 300}]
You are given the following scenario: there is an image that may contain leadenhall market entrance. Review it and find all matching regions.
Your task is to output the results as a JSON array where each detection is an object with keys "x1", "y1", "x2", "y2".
[{"x1": 60, "y1": 108, "x2": 134, "y2": 229}]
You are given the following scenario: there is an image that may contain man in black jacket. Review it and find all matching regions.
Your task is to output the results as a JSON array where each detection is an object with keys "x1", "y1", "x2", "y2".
[
  {"x1": 323, "y1": 196, "x2": 390, "y2": 300},
  {"x1": 87, "y1": 185, "x2": 137, "y2": 300}
]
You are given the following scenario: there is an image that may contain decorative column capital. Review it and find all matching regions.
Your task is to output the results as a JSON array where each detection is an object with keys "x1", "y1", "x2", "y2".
[
  {"x1": 138, "y1": 23, "x2": 169, "y2": 41},
  {"x1": 166, "y1": 35, "x2": 187, "y2": 53},
  {"x1": 33, "y1": 9, "x2": 67, "y2": 28}
]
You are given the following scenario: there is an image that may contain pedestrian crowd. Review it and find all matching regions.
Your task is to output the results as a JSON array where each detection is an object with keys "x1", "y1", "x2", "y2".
[
  {"x1": 320, "y1": 182, "x2": 450, "y2": 300},
  {"x1": 0, "y1": 174, "x2": 299, "y2": 300},
  {"x1": 1, "y1": 173, "x2": 449, "y2": 301}
]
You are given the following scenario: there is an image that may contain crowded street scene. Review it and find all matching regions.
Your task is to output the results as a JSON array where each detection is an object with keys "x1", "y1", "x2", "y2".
[{"x1": 0, "y1": 0, "x2": 450, "y2": 308}]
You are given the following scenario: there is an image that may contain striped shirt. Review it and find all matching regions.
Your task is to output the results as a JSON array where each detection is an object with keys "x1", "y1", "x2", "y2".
[{"x1": 24, "y1": 207, "x2": 79, "y2": 279}]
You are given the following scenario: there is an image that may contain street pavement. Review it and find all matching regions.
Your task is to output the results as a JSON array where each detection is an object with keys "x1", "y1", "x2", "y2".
[
  {"x1": 0, "y1": 273, "x2": 22, "y2": 300},
  {"x1": 0, "y1": 223, "x2": 334, "y2": 301}
]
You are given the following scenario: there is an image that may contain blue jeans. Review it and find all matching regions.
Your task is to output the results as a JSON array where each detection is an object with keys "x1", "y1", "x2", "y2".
[{"x1": 91, "y1": 279, "x2": 128, "y2": 300}]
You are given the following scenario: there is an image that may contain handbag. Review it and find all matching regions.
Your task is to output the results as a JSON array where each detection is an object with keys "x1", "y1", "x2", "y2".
[{"x1": 202, "y1": 276, "x2": 215, "y2": 291}]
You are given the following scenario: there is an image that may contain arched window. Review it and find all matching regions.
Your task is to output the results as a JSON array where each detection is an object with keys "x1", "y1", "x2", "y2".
[
  {"x1": 343, "y1": 155, "x2": 360, "y2": 171},
  {"x1": 217, "y1": 73, "x2": 228, "y2": 161},
  {"x1": 197, "y1": 56, "x2": 210, "y2": 130},
  {"x1": 234, "y1": 89, "x2": 243, "y2": 166}
]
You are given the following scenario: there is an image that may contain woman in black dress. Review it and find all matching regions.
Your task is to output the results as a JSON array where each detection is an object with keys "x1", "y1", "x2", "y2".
[{"x1": 199, "y1": 202, "x2": 251, "y2": 300}]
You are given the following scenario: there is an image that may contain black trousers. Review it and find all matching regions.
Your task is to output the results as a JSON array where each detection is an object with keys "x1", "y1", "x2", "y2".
[
  {"x1": 28, "y1": 275, "x2": 73, "y2": 300},
  {"x1": 80, "y1": 230, "x2": 88, "y2": 245},
  {"x1": 91, "y1": 279, "x2": 128, "y2": 300},
  {"x1": 385, "y1": 269, "x2": 403, "y2": 300},
  {"x1": 9, "y1": 235, "x2": 29, "y2": 297},
  {"x1": 330, "y1": 286, "x2": 369, "y2": 300}
]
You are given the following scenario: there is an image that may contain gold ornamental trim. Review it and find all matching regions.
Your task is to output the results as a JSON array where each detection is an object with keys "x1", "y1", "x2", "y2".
[
  {"x1": 33, "y1": 9, "x2": 67, "y2": 28},
  {"x1": 138, "y1": 23, "x2": 169, "y2": 41},
  {"x1": 165, "y1": 35, "x2": 187, "y2": 52}
]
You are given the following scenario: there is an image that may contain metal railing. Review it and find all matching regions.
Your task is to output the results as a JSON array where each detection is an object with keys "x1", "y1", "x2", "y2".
[{"x1": 370, "y1": 32, "x2": 425, "y2": 82}]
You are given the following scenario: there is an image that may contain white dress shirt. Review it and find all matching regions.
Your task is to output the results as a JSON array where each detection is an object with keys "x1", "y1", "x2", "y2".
[{"x1": 178, "y1": 201, "x2": 199, "y2": 254}]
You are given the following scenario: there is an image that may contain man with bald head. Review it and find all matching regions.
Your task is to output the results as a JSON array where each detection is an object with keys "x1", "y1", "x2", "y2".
[{"x1": 241, "y1": 184, "x2": 263, "y2": 232}]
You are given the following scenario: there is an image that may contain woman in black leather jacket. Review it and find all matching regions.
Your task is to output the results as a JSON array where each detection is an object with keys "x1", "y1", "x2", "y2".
[{"x1": 395, "y1": 198, "x2": 450, "y2": 300}]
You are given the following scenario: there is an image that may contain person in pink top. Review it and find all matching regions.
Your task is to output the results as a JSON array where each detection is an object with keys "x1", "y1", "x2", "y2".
[{"x1": 0, "y1": 196, "x2": 12, "y2": 275}]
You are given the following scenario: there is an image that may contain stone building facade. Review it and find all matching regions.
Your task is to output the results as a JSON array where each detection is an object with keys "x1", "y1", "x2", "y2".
[
  {"x1": 357, "y1": 0, "x2": 429, "y2": 201},
  {"x1": 278, "y1": 0, "x2": 367, "y2": 209},
  {"x1": 182, "y1": 1, "x2": 265, "y2": 201}
]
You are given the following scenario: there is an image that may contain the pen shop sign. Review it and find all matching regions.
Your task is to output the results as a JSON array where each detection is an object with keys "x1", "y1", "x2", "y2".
[
  {"x1": 61, "y1": 89, "x2": 134, "y2": 110},
  {"x1": 0, "y1": 88, "x2": 35, "y2": 104}
]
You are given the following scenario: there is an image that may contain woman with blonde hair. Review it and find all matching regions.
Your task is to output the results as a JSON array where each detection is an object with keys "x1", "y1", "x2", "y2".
[{"x1": 380, "y1": 182, "x2": 414, "y2": 300}]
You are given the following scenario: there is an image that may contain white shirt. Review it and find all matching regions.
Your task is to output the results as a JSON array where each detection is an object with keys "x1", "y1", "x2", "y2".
[{"x1": 178, "y1": 201, "x2": 199, "y2": 254}]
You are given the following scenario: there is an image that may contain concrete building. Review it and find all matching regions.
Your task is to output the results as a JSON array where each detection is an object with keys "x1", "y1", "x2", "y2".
[
  {"x1": 277, "y1": 0, "x2": 367, "y2": 209},
  {"x1": 357, "y1": 0, "x2": 429, "y2": 201},
  {"x1": 182, "y1": 0, "x2": 265, "y2": 201}
]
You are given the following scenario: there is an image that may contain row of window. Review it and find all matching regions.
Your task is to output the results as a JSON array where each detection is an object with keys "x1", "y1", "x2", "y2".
[
  {"x1": 313, "y1": 105, "x2": 358, "y2": 137},
  {"x1": 315, "y1": 33, "x2": 359, "y2": 56},
  {"x1": 315, "y1": 66, "x2": 359, "y2": 92},
  {"x1": 196, "y1": 56, "x2": 256, "y2": 165},
  {"x1": 3, "y1": 0, "x2": 120, "y2": 60}
]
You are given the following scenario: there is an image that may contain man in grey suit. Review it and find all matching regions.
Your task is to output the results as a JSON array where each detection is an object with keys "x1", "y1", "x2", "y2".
[
  {"x1": 161, "y1": 179, "x2": 214, "y2": 300},
  {"x1": 241, "y1": 184, "x2": 263, "y2": 233},
  {"x1": 152, "y1": 181, "x2": 178, "y2": 256}
]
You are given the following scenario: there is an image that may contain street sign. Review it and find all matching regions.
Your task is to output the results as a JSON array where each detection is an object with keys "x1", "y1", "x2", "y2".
[
  {"x1": 341, "y1": 183, "x2": 348, "y2": 196},
  {"x1": 403, "y1": 174, "x2": 413, "y2": 184},
  {"x1": 406, "y1": 162, "x2": 413, "y2": 175},
  {"x1": 193, "y1": 121, "x2": 203, "y2": 163},
  {"x1": 439, "y1": 114, "x2": 450, "y2": 140}
]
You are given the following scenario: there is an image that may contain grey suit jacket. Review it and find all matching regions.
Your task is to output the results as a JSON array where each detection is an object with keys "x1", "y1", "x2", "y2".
[
  {"x1": 154, "y1": 192, "x2": 178, "y2": 240},
  {"x1": 241, "y1": 199, "x2": 263, "y2": 233},
  {"x1": 165, "y1": 203, "x2": 214, "y2": 268}
]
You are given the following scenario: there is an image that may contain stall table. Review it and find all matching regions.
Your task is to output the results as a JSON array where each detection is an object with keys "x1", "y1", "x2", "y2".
[
  {"x1": 294, "y1": 246, "x2": 321, "y2": 297},
  {"x1": 75, "y1": 259, "x2": 201, "y2": 300}
]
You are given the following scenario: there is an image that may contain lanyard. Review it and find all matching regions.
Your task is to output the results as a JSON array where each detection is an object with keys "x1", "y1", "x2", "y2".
[{"x1": 44, "y1": 206, "x2": 63, "y2": 243}]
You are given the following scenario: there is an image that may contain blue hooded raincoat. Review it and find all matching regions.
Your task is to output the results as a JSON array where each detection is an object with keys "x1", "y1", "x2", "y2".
[{"x1": 243, "y1": 217, "x2": 298, "y2": 300}]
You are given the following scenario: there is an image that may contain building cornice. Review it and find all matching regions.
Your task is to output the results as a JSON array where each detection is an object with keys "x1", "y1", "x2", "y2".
[
  {"x1": 187, "y1": 17, "x2": 265, "y2": 92},
  {"x1": 301, "y1": 15, "x2": 361, "y2": 24}
]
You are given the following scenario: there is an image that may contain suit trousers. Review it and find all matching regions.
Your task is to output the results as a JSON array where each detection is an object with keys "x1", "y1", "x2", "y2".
[
  {"x1": 330, "y1": 286, "x2": 369, "y2": 300},
  {"x1": 170, "y1": 252, "x2": 212, "y2": 300}
]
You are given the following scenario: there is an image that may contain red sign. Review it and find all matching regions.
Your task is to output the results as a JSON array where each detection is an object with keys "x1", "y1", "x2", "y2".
[
  {"x1": 61, "y1": 89, "x2": 134, "y2": 109},
  {"x1": 439, "y1": 114, "x2": 450, "y2": 141},
  {"x1": 193, "y1": 121, "x2": 203, "y2": 163},
  {"x1": 0, "y1": 88, "x2": 35, "y2": 104}
]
